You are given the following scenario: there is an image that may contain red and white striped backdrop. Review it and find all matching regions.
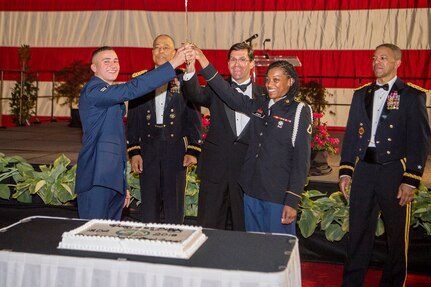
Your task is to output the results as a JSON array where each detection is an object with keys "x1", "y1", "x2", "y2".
[{"x1": 1, "y1": 0, "x2": 430, "y2": 127}]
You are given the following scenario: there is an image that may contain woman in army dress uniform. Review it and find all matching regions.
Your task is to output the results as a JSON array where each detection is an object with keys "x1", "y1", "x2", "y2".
[{"x1": 186, "y1": 48, "x2": 312, "y2": 235}]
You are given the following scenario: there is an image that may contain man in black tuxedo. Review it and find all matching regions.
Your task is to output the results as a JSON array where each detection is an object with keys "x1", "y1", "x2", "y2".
[
  {"x1": 339, "y1": 43, "x2": 430, "y2": 286},
  {"x1": 182, "y1": 42, "x2": 267, "y2": 231}
]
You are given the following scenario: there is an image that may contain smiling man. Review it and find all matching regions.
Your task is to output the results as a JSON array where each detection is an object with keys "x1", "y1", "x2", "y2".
[
  {"x1": 339, "y1": 43, "x2": 430, "y2": 286},
  {"x1": 182, "y1": 43, "x2": 267, "y2": 231},
  {"x1": 76, "y1": 45, "x2": 191, "y2": 220},
  {"x1": 126, "y1": 35, "x2": 201, "y2": 224}
]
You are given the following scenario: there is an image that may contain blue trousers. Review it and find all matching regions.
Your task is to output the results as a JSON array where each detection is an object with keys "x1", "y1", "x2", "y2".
[
  {"x1": 77, "y1": 185, "x2": 125, "y2": 220},
  {"x1": 244, "y1": 193, "x2": 296, "y2": 235}
]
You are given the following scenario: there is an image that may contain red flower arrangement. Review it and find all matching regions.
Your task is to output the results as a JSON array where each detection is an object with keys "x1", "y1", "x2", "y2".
[
  {"x1": 201, "y1": 114, "x2": 210, "y2": 140},
  {"x1": 311, "y1": 113, "x2": 340, "y2": 155}
]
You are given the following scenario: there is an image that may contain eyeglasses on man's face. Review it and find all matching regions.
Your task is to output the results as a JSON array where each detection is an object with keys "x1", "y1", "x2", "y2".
[
  {"x1": 153, "y1": 46, "x2": 172, "y2": 53},
  {"x1": 228, "y1": 57, "x2": 250, "y2": 64}
]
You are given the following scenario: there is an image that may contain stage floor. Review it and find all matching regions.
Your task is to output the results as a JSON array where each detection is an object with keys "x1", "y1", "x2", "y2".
[{"x1": 1, "y1": 121, "x2": 430, "y2": 187}]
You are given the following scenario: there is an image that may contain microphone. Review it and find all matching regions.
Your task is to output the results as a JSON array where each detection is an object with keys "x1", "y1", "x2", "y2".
[
  {"x1": 263, "y1": 39, "x2": 271, "y2": 58},
  {"x1": 243, "y1": 34, "x2": 258, "y2": 43},
  {"x1": 262, "y1": 39, "x2": 271, "y2": 49}
]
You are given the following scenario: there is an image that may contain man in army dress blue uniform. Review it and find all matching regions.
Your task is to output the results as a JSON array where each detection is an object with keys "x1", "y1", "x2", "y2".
[
  {"x1": 127, "y1": 35, "x2": 201, "y2": 224},
  {"x1": 339, "y1": 43, "x2": 430, "y2": 287}
]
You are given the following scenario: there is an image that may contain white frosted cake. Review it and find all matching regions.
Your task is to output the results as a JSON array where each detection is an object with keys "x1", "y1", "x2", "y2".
[{"x1": 58, "y1": 220, "x2": 207, "y2": 259}]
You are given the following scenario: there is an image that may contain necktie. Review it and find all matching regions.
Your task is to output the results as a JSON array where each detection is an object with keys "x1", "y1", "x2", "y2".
[
  {"x1": 374, "y1": 83, "x2": 389, "y2": 91},
  {"x1": 231, "y1": 81, "x2": 252, "y2": 92}
]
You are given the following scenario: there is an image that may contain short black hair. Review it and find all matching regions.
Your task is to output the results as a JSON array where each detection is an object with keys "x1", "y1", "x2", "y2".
[
  {"x1": 91, "y1": 46, "x2": 115, "y2": 62},
  {"x1": 152, "y1": 34, "x2": 175, "y2": 47},
  {"x1": 375, "y1": 43, "x2": 402, "y2": 60},
  {"x1": 228, "y1": 42, "x2": 254, "y2": 61}
]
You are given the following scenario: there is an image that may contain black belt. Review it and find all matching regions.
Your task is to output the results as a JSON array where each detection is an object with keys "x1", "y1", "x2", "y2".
[
  {"x1": 155, "y1": 124, "x2": 166, "y2": 128},
  {"x1": 363, "y1": 147, "x2": 378, "y2": 163}
]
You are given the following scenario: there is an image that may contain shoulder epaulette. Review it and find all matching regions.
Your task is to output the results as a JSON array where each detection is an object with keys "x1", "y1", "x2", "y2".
[
  {"x1": 132, "y1": 69, "x2": 148, "y2": 78},
  {"x1": 354, "y1": 82, "x2": 372, "y2": 91},
  {"x1": 407, "y1": 82, "x2": 428, "y2": 93}
]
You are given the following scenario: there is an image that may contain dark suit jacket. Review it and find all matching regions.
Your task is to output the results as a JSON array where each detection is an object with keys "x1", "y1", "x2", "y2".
[
  {"x1": 75, "y1": 62, "x2": 176, "y2": 195},
  {"x1": 182, "y1": 71, "x2": 267, "y2": 184},
  {"x1": 126, "y1": 69, "x2": 201, "y2": 166},
  {"x1": 339, "y1": 78, "x2": 430, "y2": 187},
  {"x1": 192, "y1": 64, "x2": 312, "y2": 209}
]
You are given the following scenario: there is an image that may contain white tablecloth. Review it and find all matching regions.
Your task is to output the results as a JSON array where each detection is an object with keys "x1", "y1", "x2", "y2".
[{"x1": 0, "y1": 216, "x2": 301, "y2": 287}]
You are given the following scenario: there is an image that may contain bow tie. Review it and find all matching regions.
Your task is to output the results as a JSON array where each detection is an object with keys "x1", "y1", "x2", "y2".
[
  {"x1": 231, "y1": 81, "x2": 252, "y2": 92},
  {"x1": 374, "y1": 83, "x2": 389, "y2": 91}
]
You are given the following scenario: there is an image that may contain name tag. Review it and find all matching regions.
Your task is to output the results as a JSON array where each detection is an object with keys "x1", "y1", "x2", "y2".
[{"x1": 252, "y1": 108, "x2": 265, "y2": 118}]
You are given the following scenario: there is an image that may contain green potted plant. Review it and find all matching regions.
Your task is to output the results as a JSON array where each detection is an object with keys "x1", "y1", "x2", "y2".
[
  {"x1": 299, "y1": 80, "x2": 334, "y2": 116},
  {"x1": 9, "y1": 45, "x2": 39, "y2": 126},
  {"x1": 411, "y1": 183, "x2": 431, "y2": 234},
  {"x1": 1, "y1": 153, "x2": 431, "y2": 238},
  {"x1": 126, "y1": 161, "x2": 141, "y2": 207},
  {"x1": 185, "y1": 165, "x2": 200, "y2": 217},
  {"x1": 299, "y1": 80, "x2": 338, "y2": 175},
  {"x1": 297, "y1": 183, "x2": 431, "y2": 241},
  {"x1": 12, "y1": 154, "x2": 77, "y2": 205},
  {"x1": 54, "y1": 60, "x2": 92, "y2": 127},
  {"x1": 0, "y1": 153, "x2": 34, "y2": 202}
]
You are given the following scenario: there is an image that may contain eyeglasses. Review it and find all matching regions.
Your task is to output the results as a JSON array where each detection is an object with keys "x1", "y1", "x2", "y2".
[
  {"x1": 153, "y1": 46, "x2": 172, "y2": 52},
  {"x1": 228, "y1": 57, "x2": 250, "y2": 64}
]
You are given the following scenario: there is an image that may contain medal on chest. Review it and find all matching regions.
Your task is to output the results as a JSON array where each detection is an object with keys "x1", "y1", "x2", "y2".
[
  {"x1": 386, "y1": 91, "x2": 400, "y2": 110},
  {"x1": 272, "y1": 115, "x2": 291, "y2": 129}
]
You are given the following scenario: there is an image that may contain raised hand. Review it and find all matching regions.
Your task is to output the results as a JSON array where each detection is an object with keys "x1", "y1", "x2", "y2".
[
  {"x1": 193, "y1": 46, "x2": 209, "y2": 68},
  {"x1": 184, "y1": 44, "x2": 195, "y2": 67},
  {"x1": 169, "y1": 43, "x2": 194, "y2": 68},
  {"x1": 185, "y1": 44, "x2": 197, "y2": 73}
]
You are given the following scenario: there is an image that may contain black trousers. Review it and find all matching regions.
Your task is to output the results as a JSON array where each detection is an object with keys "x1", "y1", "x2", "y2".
[
  {"x1": 140, "y1": 140, "x2": 186, "y2": 224},
  {"x1": 342, "y1": 160, "x2": 410, "y2": 287},
  {"x1": 197, "y1": 178, "x2": 245, "y2": 231}
]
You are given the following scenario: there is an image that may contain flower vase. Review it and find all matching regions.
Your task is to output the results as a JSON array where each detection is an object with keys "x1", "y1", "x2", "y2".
[{"x1": 309, "y1": 150, "x2": 332, "y2": 176}]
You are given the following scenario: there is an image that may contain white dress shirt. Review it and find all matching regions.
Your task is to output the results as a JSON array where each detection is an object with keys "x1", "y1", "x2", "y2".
[
  {"x1": 369, "y1": 76, "x2": 397, "y2": 147},
  {"x1": 232, "y1": 78, "x2": 252, "y2": 136},
  {"x1": 154, "y1": 84, "x2": 168, "y2": 124},
  {"x1": 183, "y1": 71, "x2": 252, "y2": 136}
]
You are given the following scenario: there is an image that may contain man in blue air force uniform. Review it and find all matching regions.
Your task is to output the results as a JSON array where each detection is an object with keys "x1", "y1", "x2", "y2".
[{"x1": 76, "y1": 45, "x2": 191, "y2": 220}]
